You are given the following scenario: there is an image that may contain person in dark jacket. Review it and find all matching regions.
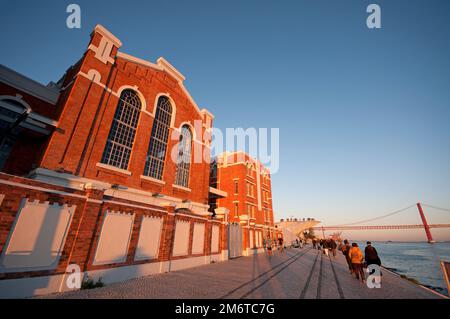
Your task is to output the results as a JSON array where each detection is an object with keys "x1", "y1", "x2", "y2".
[
  {"x1": 323, "y1": 239, "x2": 330, "y2": 256},
  {"x1": 330, "y1": 239, "x2": 337, "y2": 257},
  {"x1": 364, "y1": 241, "x2": 382, "y2": 278},
  {"x1": 364, "y1": 241, "x2": 381, "y2": 266},
  {"x1": 341, "y1": 240, "x2": 353, "y2": 274}
]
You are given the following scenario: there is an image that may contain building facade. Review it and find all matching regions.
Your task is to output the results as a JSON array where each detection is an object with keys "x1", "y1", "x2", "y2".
[
  {"x1": 0, "y1": 25, "x2": 229, "y2": 298},
  {"x1": 210, "y1": 151, "x2": 276, "y2": 256}
]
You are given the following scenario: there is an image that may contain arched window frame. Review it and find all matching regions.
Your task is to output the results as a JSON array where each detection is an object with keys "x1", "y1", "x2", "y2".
[
  {"x1": 144, "y1": 95, "x2": 173, "y2": 180},
  {"x1": 174, "y1": 124, "x2": 193, "y2": 188},
  {"x1": 101, "y1": 89, "x2": 142, "y2": 170}
]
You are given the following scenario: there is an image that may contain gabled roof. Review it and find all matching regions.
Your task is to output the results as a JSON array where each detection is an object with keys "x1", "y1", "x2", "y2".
[{"x1": 115, "y1": 51, "x2": 207, "y2": 118}]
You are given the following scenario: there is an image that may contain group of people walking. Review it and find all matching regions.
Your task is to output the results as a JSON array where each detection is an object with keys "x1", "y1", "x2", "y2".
[
  {"x1": 263, "y1": 236, "x2": 286, "y2": 258},
  {"x1": 263, "y1": 236, "x2": 382, "y2": 285},
  {"x1": 312, "y1": 238, "x2": 382, "y2": 283},
  {"x1": 340, "y1": 240, "x2": 382, "y2": 283},
  {"x1": 312, "y1": 238, "x2": 338, "y2": 257}
]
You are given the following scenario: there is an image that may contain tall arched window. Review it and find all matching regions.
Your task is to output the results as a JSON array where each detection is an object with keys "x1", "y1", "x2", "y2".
[
  {"x1": 144, "y1": 96, "x2": 173, "y2": 179},
  {"x1": 174, "y1": 125, "x2": 193, "y2": 188},
  {"x1": 101, "y1": 89, "x2": 142, "y2": 170}
]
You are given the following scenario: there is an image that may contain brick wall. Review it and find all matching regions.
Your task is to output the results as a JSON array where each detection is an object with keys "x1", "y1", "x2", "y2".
[
  {"x1": 39, "y1": 26, "x2": 212, "y2": 207},
  {"x1": 0, "y1": 173, "x2": 225, "y2": 295}
]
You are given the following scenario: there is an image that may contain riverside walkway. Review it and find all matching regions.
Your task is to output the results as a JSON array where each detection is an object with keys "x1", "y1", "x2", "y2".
[{"x1": 42, "y1": 246, "x2": 445, "y2": 299}]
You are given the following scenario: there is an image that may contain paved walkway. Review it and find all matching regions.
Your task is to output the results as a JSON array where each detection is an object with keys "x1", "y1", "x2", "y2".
[{"x1": 41, "y1": 246, "x2": 445, "y2": 299}]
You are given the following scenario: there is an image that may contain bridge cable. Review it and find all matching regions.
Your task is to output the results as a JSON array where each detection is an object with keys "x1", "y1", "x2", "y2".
[
  {"x1": 333, "y1": 204, "x2": 417, "y2": 227},
  {"x1": 421, "y1": 203, "x2": 450, "y2": 213}
]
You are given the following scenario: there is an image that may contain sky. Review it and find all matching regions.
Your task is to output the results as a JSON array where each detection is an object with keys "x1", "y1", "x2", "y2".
[{"x1": 1, "y1": 0, "x2": 449, "y2": 241}]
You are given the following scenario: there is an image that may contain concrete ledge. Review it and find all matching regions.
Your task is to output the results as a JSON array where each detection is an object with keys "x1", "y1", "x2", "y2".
[
  {"x1": 0, "y1": 273, "x2": 68, "y2": 299},
  {"x1": 0, "y1": 254, "x2": 227, "y2": 299},
  {"x1": 87, "y1": 262, "x2": 163, "y2": 284}
]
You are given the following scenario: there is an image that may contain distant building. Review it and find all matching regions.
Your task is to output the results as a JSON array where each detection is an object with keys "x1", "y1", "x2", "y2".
[
  {"x1": 276, "y1": 219, "x2": 321, "y2": 243},
  {"x1": 209, "y1": 151, "x2": 277, "y2": 256}
]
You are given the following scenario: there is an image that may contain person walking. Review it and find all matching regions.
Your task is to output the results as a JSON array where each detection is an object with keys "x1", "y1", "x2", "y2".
[
  {"x1": 364, "y1": 241, "x2": 381, "y2": 267},
  {"x1": 278, "y1": 237, "x2": 285, "y2": 254},
  {"x1": 266, "y1": 236, "x2": 273, "y2": 258},
  {"x1": 364, "y1": 241, "x2": 382, "y2": 277},
  {"x1": 330, "y1": 238, "x2": 337, "y2": 257},
  {"x1": 323, "y1": 239, "x2": 329, "y2": 256},
  {"x1": 341, "y1": 240, "x2": 353, "y2": 274},
  {"x1": 312, "y1": 239, "x2": 316, "y2": 249},
  {"x1": 338, "y1": 240, "x2": 344, "y2": 252},
  {"x1": 349, "y1": 243, "x2": 365, "y2": 282}
]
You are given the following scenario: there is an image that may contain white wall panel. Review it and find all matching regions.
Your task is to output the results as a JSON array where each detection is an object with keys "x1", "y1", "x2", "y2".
[
  {"x1": 93, "y1": 211, "x2": 134, "y2": 265},
  {"x1": 0, "y1": 199, "x2": 75, "y2": 272},
  {"x1": 135, "y1": 216, "x2": 163, "y2": 261},
  {"x1": 173, "y1": 220, "x2": 190, "y2": 257},
  {"x1": 191, "y1": 223, "x2": 205, "y2": 254}
]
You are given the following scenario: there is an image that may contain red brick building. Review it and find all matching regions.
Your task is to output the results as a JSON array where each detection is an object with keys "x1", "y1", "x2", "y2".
[
  {"x1": 0, "y1": 25, "x2": 229, "y2": 298},
  {"x1": 210, "y1": 151, "x2": 276, "y2": 256}
]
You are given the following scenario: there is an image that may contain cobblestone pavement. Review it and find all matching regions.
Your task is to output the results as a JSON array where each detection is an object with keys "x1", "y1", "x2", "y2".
[{"x1": 40, "y1": 246, "x2": 445, "y2": 299}]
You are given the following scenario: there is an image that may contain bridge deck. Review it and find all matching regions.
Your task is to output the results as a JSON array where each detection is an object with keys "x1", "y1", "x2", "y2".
[{"x1": 39, "y1": 246, "x2": 445, "y2": 299}]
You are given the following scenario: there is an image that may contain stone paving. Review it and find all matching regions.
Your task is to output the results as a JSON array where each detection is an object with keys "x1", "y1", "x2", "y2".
[{"x1": 40, "y1": 246, "x2": 445, "y2": 299}]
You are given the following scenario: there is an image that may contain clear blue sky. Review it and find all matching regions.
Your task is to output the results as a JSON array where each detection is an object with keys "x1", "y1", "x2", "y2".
[{"x1": 1, "y1": 0, "x2": 449, "y2": 240}]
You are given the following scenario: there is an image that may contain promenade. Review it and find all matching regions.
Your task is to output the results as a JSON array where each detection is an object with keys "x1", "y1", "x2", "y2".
[{"x1": 41, "y1": 246, "x2": 445, "y2": 299}]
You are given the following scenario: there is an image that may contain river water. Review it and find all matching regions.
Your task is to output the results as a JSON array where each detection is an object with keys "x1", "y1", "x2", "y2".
[{"x1": 356, "y1": 241, "x2": 450, "y2": 295}]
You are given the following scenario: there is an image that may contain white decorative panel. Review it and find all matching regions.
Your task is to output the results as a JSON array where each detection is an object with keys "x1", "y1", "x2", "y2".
[
  {"x1": 135, "y1": 216, "x2": 163, "y2": 261},
  {"x1": 191, "y1": 223, "x2": 205, "y2": 254},
  {"x1": 93, "y1": 211, "x2": 134, "y2": 265},
  {"x1": 250, "y1": 230, "x2": 254, "y2": 248},
  {"x1": 173, "y1": 220, "x2": 190, "y2": 257},
  {"x1": 0, "y1": 199, "x2": 75, "y2": 272},
  {"x1": 211, "y1": 225, "x2": 220, "y2": 254}
]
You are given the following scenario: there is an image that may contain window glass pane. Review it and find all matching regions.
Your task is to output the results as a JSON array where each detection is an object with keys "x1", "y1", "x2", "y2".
[
  {"x1": 174, "y1": 125, "x2": 192, "y2": 187},
  {"x1": 101, "y1": 90, "x2": 142, "y2": 170},
  {"x1": 144, "y1": 96, "x2": 173, "y2": 179}
]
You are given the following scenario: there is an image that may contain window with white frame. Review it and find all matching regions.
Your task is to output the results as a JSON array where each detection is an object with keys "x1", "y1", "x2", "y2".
[
  {"x1": 101, "y1": 89, "x2": 142, "y2": 170},
  {"x1": 174, "y1": 125, "x2": 193, "y2": 188},
  {"x1": 144, "y1": 96, "x2": 173, "y2": 179}
]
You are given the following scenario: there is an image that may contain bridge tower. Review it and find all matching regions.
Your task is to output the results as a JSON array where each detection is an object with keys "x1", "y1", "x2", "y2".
[{"x1": 417, "y1": 203, "x2": 434, "y2": 243}]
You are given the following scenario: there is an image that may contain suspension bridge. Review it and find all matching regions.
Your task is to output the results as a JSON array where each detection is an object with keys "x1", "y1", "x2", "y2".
[{"x1": 310, "y1": 203, "x2": 450, "y2": 243}]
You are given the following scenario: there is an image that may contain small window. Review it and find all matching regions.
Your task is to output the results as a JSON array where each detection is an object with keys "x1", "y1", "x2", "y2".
[{"x1": 234, "y1": 181, "x2": 238, "y2": 194}]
